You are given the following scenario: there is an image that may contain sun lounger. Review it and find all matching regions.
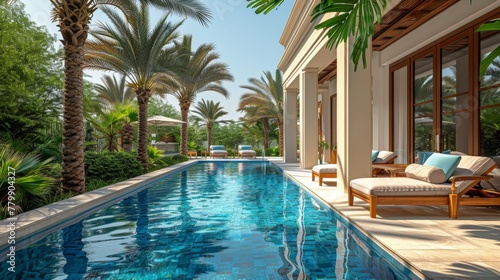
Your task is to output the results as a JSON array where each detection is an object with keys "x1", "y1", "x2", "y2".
[
  {"x1": 238, "y1": 145, "x2": 256, "y2": 158},
  {"x1": 312, "y1": 150, "x2": 397, "y2": 186},
  {"x1": 210, "y1": 145, "x2": 228, "y2": 158},
  {"x1": 349, "y1": 154, "x2": 497, "y2": 218}
]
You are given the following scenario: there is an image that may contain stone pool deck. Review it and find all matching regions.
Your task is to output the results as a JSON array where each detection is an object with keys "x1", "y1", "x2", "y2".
[{"x1": 271, "y1": 159, "x2": 500, "y2": 280}]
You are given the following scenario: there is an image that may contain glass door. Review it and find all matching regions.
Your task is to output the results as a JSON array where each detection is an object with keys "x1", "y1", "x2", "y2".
[
  {"x1": 413, "y1": 52, "x2": 435, "y2": 155},
  {"x1": 439, "y1": 35, "x2": 471, "y2": 153}
]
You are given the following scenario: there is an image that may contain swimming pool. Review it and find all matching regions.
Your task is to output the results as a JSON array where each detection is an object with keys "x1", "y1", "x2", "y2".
[{"x1": 1, "y1": 161, "x2": 417, "y2": 279}]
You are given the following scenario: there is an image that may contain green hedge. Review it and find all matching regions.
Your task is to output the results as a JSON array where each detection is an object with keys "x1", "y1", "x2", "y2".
[{"x1": 85, "y1": 151, "x2": 143, "y2": 183}]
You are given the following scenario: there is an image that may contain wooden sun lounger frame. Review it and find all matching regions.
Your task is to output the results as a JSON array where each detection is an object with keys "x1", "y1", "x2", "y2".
[{"x1": 348, "y1": 165, "x2": 497, "y2": 219}]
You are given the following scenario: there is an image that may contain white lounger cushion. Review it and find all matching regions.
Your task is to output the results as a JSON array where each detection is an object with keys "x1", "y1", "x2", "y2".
[
  {"x1": 210, "y1": 150, "x2": 227, "y2": 155},
  {"x1": 350, "y1": 177, "x2": 452, "y2": 196},
  {"x1": 373, "y1": 151, "x2": 397, "y2": 163},
  {"x1": 239, "y1": 150, "x2": 256, "y2": 155},
  {"x1": 312, "y1": 164, "x2": 337, "y2": 174}
]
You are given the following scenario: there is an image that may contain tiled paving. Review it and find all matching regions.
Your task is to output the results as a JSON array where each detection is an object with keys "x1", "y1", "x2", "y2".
[{"x1": 271, "y1": 159, "x2": 500, "y2": 280}]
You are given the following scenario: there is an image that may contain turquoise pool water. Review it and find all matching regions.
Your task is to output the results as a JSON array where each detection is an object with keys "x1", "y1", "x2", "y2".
[{"x1": 1, "y1": 162, "x2": 416, "y2": 279}]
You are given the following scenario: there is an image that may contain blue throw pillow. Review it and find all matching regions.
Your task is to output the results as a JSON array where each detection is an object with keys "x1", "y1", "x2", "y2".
[
  {"x1": 417, "y1": 150, "x2": 452, "y2": 164},
  {"x1": 240, "y1": 145, "x2": 252, "y2": 150},
  {"x1": 417, "y1": 151, "x2": 434, "y2": 164},
  {"x1": 423, "y1": 153, "x2": 461, "y2": 181},
  {"x1": 211, "y1": 145, "x2": 224, "y2": 151},
  {"x1": 371, "y1": 150, "x2": 379, "y2": 162}
]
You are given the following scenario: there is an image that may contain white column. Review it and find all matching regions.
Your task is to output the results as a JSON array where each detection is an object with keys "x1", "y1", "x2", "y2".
[
  {"x1": 300, "y1": 68, "x2": 319, "y2": 169},
  {"x1": 336, "y1": 38, "x2": 373, "y2": 192},
  {"x1": 330, "y1": 78, "x2": 337, "y2": 152},
  {"x1": 321, "y1": 89, "x2": 331, "y2": 162},
  {"x1": 284, "y1": 88, "x2": 298, "y2": 163}
]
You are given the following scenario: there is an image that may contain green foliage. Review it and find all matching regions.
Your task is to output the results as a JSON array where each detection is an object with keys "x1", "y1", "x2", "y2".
[
  {"x1": 311, "y1": 0, "x2": 387, "y2": 70},
  {"x1": 272, "y1": 146, "x2": 280, "y2": 156},
  {"x1": 84, "y1": 151, "x2": 143, "y2": 184},
  {"x1": 0, "y1": 145, "x2": 54, "y2": 215},
  {"x1": 0, "y1": 2, "x2": 64, "y2": 141},
  {"x1": 476, "y1": 19, "x2": 500, "y2": 78},
  {"x1": 211, "y1": 122, "x2": 245, "y2": 150},
  {"x1": 147, "y1": 146, "x2": 166, "y2": 169},
  {"x1": 39, "y1": 163, "x2": 62, "y2": 180},
  {"x1": 86, "y1": 110, "x2": 127, "y2": 152},
  {"x1": 160, "y1": 154, "x2": 189, "y2": 167},
  {"x1": 247, "y1": 0, "x2": 285, "y2": 14}
]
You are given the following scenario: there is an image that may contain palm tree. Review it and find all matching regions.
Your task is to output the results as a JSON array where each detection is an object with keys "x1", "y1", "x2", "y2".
[
  {"x1": 85, "y1": 2, "x2": 187, "y2": 170},
  {"x1": 50, "y1": 0, "x2": 210, "y2": 192},
  {"x1": 191, "y1": 99, "x2": 228, "y2": 152},
  {"x1": 116, "y1": 103, "x2": 138, "y2": 153},
  {"x1": 164, "y1": 35, "x2": 233, "y2": 155},
  {"x1": 239, "y1": 70, "x2": 284, "y2": 156},
  {"x1": 238, "y1": 106, "x2": 271, "y2": 149},
  {"x1": 85, "y1": 110, "x2": 126, "y2": 152},
  {"x1": 95, "y1": 75, "x2": 135, "y2": 107}
]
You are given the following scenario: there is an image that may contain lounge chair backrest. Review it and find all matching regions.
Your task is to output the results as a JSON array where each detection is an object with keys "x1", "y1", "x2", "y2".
[
  {"x1": 211, "y1": 145, "x2": 225, "y2": 151},
  {"x1": 373, "y1": 151, "x2": 396, "y2": 163},
  {"x1": 238, "y1": 145, "x2": 253, "y2": 151},
  {"x1": 452, "y1": 155, "x2": 496, "y2": 192}
]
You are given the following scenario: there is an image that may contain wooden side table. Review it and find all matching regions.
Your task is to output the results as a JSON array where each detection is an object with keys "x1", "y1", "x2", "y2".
[
  {"x1": 200, "y1": 150, "x2": 208, "y2": 158},
  {"x1": 187, "y1": 151, "x2": 197, "y2": 158},
  {"x1": 372, "y1": 164, "x2": 408, "y2": 177}
]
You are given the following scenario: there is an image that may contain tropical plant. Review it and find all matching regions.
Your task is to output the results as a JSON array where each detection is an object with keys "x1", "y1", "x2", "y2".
[
  {"x1": 84, "y1": 2, "x2": 184, "y2": 170},
  {"x1": 50, "y1": 0, "x2": 211, "y2": 193},
  {"x1": 476, "y1": 19, "x2": 500, "y2": 77},
  {"x1": 163, "y1": 35, "x2": 233, "y2": 155},
  {"x1": 191, "y1": 99, "x2": 229, "y2": 152},
  {"x1": 248, "y1": 1, "x2": 499, "y2": 73},
  {"x1": 0, "y1": 146, "x2": 54, "y2": 217},
  {"x1": 239, "y1": 70, "x2": 284, "y2": 155},
  {"x1": 116, "y1": 103, "x2": 138, "y2": 153},
  {"x1": 237, "y1": 107, "x2": 271, "y2": 148},
  {"x1": 85, "y1": 110, "x2": 127, "y2": 152},
  {"x1": 247, "y1": 0, "x2": 388, "y2": 70},
  {"x1": 147, "y1": 145, "x2": 166, "y2": 169},
  {"x1": 95, "y1": 74, "x2": 135, "y2": 107}
]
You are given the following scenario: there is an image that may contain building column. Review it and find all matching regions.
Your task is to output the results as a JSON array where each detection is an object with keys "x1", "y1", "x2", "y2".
[
  {"x1": 284, "y1": 88, "x2": 298, "y2": 163},
  {"x1": 336, "y1": 38, "x2": 372, "y2": 192},
  {"x1": 299, "y1": 68, "x2": 319, "y2": 169},
  {"x1": 321, "y1": 89, "x2": 331, "y2": 162}
]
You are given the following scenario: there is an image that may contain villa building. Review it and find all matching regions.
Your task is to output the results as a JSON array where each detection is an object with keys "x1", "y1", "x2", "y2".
[{"x1": 280, "y1": 0, "x2": 500, "y2": 191}]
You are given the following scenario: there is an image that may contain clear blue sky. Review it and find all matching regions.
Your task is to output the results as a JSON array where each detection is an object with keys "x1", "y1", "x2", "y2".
[{"x1": 21, "y1": 0, "x2": 293, "y2": 121}]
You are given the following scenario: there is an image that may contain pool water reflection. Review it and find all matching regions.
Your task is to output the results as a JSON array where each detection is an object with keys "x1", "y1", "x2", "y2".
[{"x1": 1, "y1": 162, "x2": 416, "y2": 279}]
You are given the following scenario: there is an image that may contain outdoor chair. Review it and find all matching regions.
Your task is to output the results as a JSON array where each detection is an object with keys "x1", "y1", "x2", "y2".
[
  {"x1": 349, "y1": 154, "x2": 498, "y2": 218},
  {"x1": 210, "y1": 145, "x2": 228, "y2": 159},
  {"x1": 238, "y1": 145, "x2": 256, "y2": 158},
  {"x1": 312, "y1": 150, "x2": 397, "y2": 186}
]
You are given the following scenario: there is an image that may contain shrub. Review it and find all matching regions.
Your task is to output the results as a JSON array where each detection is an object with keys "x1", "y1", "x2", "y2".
[
  {"x1": 40, "y1": 163, "x2": 62, "y2": 179},
  {"x1": 85, "y1": 151, "x2": 143, "y2": 184},
  {"x1": 162, "y1": 154, "x2": 188, "y2": 166},
  {"x1": 0, "y1": 146, "x2": 54, "y2": 216}
]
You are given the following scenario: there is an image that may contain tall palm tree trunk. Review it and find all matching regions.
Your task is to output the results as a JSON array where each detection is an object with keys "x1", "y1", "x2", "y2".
[
  {"x1": 278, "y1": 121, "x2": 283, "y2": 157},
  {"x1": 180, "y1": 102, "x2": 190, "y2": 155},
  {"x1": 136, "y1": 89, "x2": 150, "y2": 170},
  {"x1": 55, "y1": 0, "x2": 94, "y2": 193},
  {"x1": 120, "y1": 122, "x2": 134, "y2": 152},
  {"x1": 207, "y1": 123, "x2": 213, "y2": 153},
  {"x1": 262, "y1": 118, "x2": 270, "y2": 149}
]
